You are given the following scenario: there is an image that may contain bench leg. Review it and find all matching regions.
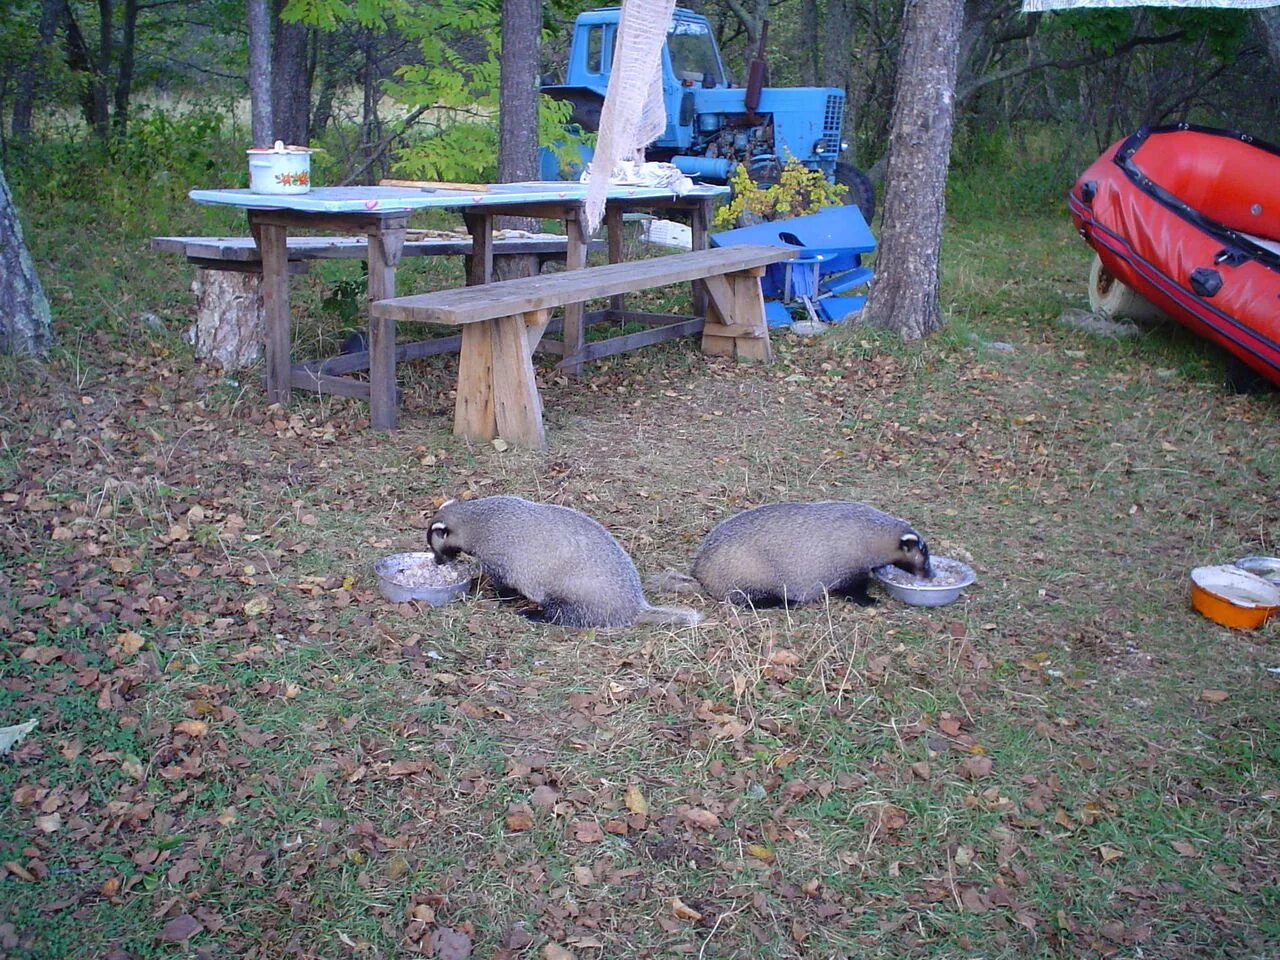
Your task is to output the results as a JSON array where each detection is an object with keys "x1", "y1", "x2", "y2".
[
  {"x1": 491, "y1": 315, "x2": 545, "y2": 449},
  {"x1": 732, "y1": 270, "x2": 772, "y2": 363},
  {"x1": 699, "y1": 267, "x2": 772, "y2": 362},
  {"x1": 454, "y1": 318, "x2": 545, "y2": 450}
]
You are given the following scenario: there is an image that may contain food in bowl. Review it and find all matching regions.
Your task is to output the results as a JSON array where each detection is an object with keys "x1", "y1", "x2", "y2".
[
  {"x1": 872, "y1": 556, "x2": 976, "y2": 607},
  {"x1": 375, "y1": 552, "x2": 476, "y2": 605},
  {"x1": 1190, "y1": 564, "x2": 1280, "y2": 629}
]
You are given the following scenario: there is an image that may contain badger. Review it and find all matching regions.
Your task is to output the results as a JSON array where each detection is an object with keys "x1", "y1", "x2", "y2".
[
  {"x1": 668, "y1": 501, "x2": 931, "y2": 608},
  {"x1": 427, "y1": 495, "x2": 702, "y2": 629}
]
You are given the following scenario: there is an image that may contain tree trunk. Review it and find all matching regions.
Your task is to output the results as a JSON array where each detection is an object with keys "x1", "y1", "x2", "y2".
[
  {"x1": 0, "y1": 166, "x2": 54, "y2": 356},
  {"x1": 112, "y1": 0, "x2": 139, "y2": 135},
  {"x1": 92, "y1": 0, "x2": 113, "y2": 137},
  {"x1": 271, "y1": 0, "x2": 311, "y2": 145},
  {"x1": 1257, "y1": 8, "x2": 1280, "y2": 71},
  {"x1": 11, "y1": 0, "x2": 61, "y2": 146},
  {"x1": 497, "y1": 0, "x2": 541, "y2": 238},
  {"x1": 247, "y1": 0, "x2": 273, "y2": 146},
  {"x1": 860, "y1": 0, "x2": 964, "y2": 340}
]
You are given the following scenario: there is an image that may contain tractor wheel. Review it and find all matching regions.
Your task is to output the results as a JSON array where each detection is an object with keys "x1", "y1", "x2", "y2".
[{"x1": 834, "y1": 162, "x2": 875, "y2": 223}]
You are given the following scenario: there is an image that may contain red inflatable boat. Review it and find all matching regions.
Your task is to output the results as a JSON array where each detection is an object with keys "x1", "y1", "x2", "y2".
[{"x1": 1069, "y1": 125, "x2": 1280, "y2": 388}]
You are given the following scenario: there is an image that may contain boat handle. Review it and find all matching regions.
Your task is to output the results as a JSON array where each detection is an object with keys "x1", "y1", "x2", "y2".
[
  {"x1": 1189, "y1": 267, "x2": 1223, "y2": 298},
  {"x1": 1214, "y1": 247, "x2": 1247, "y2": 266}
]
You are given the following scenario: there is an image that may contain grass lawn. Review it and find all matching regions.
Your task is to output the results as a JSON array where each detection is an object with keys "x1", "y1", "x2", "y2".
[{"x1": 2, "y1": 184, "x2": 1278, "y2": 959}]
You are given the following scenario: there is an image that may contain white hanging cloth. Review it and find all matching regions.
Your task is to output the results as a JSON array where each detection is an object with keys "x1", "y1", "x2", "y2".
[{"x1": 583, "y1": 0, "x2": 679, "y2": 234}]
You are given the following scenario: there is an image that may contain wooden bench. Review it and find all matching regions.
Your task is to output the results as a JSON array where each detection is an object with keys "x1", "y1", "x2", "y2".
[
  {"x1": 370, "y1": 243, "x2": 797, "y2": 448},
  {"x1": 151, "y1": 232, "x2": 597, "y2": 372}
]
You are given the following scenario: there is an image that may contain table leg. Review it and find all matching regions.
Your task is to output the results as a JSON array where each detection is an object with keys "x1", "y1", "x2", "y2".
[
  {"x1": 252, "y1": 217, "x2": 292, "y2": 407},
  {"x1": 463, "y1": 210, "x2": 493, "y2": 286},
  {"x1": 606, "y1": 205, "x2": 625, "y2": 314},
  {"x1": 367, "y1": 216, "x2": 407, "y2": 431},
  {"x1": 690, "y1": 198, "x2": 711, "y2": 318},
  {"x1": 560, "y1": 206, "x2": 590, "y2": 376}
]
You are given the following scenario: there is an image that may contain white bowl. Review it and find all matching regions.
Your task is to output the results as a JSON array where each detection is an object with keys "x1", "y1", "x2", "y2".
[
  {"x1": 375, "y1": 552, "x2": 476, "y2": 605},
  {"x1": 873, "y1": 557, "x2": 976, "y2": 607}
]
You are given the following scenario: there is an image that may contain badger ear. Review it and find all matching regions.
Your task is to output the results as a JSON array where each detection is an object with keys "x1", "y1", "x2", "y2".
[
  {"x1": 440, "y1": 498, "x2": 457, "y2": 509},
  {"x1": 429, "y1": 521, "x2": 449, "y2": 543},
  {"x1": 900, "y1": 533, "x2": 920, "y2": 549}
]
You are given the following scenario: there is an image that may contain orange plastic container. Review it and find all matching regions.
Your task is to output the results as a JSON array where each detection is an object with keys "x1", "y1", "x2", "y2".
[{"x1": 1189, "y1": 565, "x2": 1280, "y2": 629}]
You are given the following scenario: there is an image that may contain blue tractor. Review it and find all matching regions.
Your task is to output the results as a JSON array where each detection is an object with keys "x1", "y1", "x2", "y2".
[{"x1": 540, "y1": 7, "x2": 875, "y2": 221}]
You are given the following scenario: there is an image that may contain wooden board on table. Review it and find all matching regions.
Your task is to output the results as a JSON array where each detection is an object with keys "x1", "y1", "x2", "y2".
[{"x1": 379, "y1": 178, "x2": 493, "y2": 193}]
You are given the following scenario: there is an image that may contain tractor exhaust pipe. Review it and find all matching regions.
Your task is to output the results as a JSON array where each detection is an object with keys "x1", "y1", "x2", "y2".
[{"x1": 744, "y1": 20, "x2": 769, "y2": 116}]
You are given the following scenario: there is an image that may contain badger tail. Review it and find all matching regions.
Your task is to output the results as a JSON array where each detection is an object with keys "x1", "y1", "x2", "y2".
[
  {"x1": 644, "y1": 570, "x2": 703, "y2": 596},
  {"x1": 636, "y1": 603, "x2": 704, "y2": 627}
]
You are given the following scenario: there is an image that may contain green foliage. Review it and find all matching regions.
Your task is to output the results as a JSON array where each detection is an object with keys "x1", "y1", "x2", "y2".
[{"x1": 711, "y1": 159, "x2": 846, "y2": 230}]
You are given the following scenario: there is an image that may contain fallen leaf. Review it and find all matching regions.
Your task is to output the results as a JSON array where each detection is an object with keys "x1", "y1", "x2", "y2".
[
  {"x1": 166, "y1": 858, "x2": 200, "y2": 884},
  {"x1": 1199, "y1": 689, "x2": 1229, "y2": 703},
  {"x1": 671, "y1": 896, "x2": 703, "y2": 922},
  {"x1": 1171, "y1": 839, "x2": 1201, "y2": 859},
  {"x1": 624, "y1": 784, "x2": 649, "y2": 815},
  {"x1": 542, "y1": 944, "x2": 574, "y2": 960},
  {"x1": 572, "y1": 820, "x2": 604, "y2": 843},
  {"x1": 1096, "y1": 844, "x2": 1124, "y2": 864},
  {"x1": 960, "y1": 885, "x2": 990, "y2": 913},
  {"x1": 243, "y1": 596, "x2": 270, "y2": 617},
  {"x1": 35, "y1": 813, "x2": 61, "y2": 833},
  {"x1": 745, "y1": 844, "x2": 775, "y2": 863},
  {"x1": 173, "y1": 719, "x2": 209, "y2": 737},
  {"x1": 910, "y1": 761, "x2": 931, "y2": 780},
  {"x1": 530, "y1": 785, "x2": 558, "y2": 809},
  {"x1": 769, "y1": 648, "x2": 801, "y2": 666},
  {"x1": 505, "y1": 804, "x2": 534, "y2": 832},
  {"x1": 682, "y1": 807, "x2": 720, "y2": 831},
  {"x1": 158, "y1": 914, "x2": 203, "y2": 942},
  {"x1": 954, "y1": 845, "x2": 974, "y2": 867},
  {"x1": 116, "y1": 631, "x2": 145, "y2": 656},
  {"x1": 3, "y1": 861, "x2": 36, "y2": 882},
  {"x1": 959, "y1": 755, "x2": 993, "y2": 780},
  {"x1": 427, "y1": 925, "x2": 472, "y2": 960}
]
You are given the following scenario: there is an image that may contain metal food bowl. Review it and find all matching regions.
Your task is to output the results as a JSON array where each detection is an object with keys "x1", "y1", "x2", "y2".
[
  {"x1": 375, "y1": 552, "x2": 477, "y2": 606},
  {"x1": 873, "y1": 557, "x2": 976, "y2": 607},
  {"x1": 1234, "y1": 556, "x2": 1280, "y2": 587}
]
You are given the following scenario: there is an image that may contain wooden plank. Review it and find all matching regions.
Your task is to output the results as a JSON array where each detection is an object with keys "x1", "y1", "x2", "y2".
[
  {"x1": 379, "y1": 178, "x2": 493, "y2": 192},
  {"x1": 454, "y1": 323, "x2": 495, "y2": 441},
  {"x1": 154, "y1": 235, "x2": 585, "y2": 262},
  {"x1": 463, "y1": 210, "x2": 493, "y2": 286},
  {"x1": 289, "y1": 368, "x2": 373, "y2": 399},
  {"x1": 702, "y1": 321, "x2": 763, "y2": 339},
  {"x1": 298, "y1": 334, "x2": 463, "y2": 376},
  {"x1": 702, "y1": 273, "x2": 735, "y2": 325},
  {"x1": 557, "y1": 318, "x2": 704, "y2": 368},
  {"x1": 371, "y1": 245, "x2": 797, "y2": 326},
  {"x1": 248, "y1": 210, "x2": 410, "y2": 234},
  {"x1": 489, "y1": 316, "x2": 546, "y2": 449}
]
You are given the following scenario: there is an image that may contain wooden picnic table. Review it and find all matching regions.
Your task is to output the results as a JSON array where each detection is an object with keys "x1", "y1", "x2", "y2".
[{"x1": 188, "y1": 181, "x2": 728, "y2": 429}]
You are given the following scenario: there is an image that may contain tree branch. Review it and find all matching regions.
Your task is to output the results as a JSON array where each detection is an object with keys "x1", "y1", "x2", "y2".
[{"x1": 958, "y1": 29, "x2": 1185, "y2": 102}]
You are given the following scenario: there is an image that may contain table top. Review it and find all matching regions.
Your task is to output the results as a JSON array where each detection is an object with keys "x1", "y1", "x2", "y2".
[{"x1": 189, "y1": 182, "x2": 729, "y2": 214}]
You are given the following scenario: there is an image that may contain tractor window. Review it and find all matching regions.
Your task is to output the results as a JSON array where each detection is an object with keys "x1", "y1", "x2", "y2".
[
  {"x1": 668, "y1": 20, "x2": 725, "y2": 87},
  {"x1": 585, "y1": 25, "x2": 605, "y2": 75}
]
